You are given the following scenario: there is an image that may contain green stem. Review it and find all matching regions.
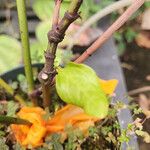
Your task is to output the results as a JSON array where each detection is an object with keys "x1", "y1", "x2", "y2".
[
  {"x1": 0, "y1": 115, "x2": 32, "y2": 125},
  {"x1": 16, "y1": 0, "x2": 37, "y2": 105},
  {"x1": 0, "y1": 78, "x2": 26, "y2": 105},
  {"x1": 39, "y1": 0, "x2": 83, "y2": 108}
]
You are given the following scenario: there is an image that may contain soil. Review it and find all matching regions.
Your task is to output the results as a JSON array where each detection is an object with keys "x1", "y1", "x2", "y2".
[
  {"x1": 121, "y1": 42, "x2": 150, "y2": 150},
  {"x1": 122, "y1": 42, "x2": 150, "y2": 92}
]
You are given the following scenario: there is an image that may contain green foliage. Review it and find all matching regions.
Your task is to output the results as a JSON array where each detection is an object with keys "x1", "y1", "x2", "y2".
[
  {"x1": 17, "y1": 74, "x2": 28, "y2": 92},
  {"x1": 39, "y1": 133, "x2": 63, "y2": 150},
  {"x1": 35, "y1": 21, "x2": 49, "y2": 48},
  {"x1": 13, "y1": 143, "x2": 25, "y2": 150},
  {"x1": 65, "y1": 126, "x2": 84, "y2": 150},
  {"x1": 0, "y1": 35, "x2": 21, "y2": 73},
  {"x1": 6, "y1": 101, "x2": 19, "y2": 117},
  {"x1": 32, "y1": 0, "x2": 92, "y2": 22},
  {"x1": 125, "y1": 28, "x2": 137, "y2": 43},
  {"x1": 118, "y1": 129, "x2": 130, "y2": 143},
  {"x1": 144, "y1": 1, "x2": 150, "y2": 8},
  {"x1": 0, "y1": 138, "x2": 9, "y2": 150},
  {"x1": 33, "y1": 0, "x2": 70, "y2": 21},
  {"x1": 135, "y1": 130, "x2": 150, "y2": 143},
  {"x1": 114, "y1": 32, "x2": 126, "y2": 56},
  {"x1": 0, "y1": 124, "x2": 5, "y2": 137},
  {"x1": 88, "y1": 0, "x2": 115, "y2": 14},
  {"x1": 56, "y1": 62, "x2": 108, "y2": 117}
]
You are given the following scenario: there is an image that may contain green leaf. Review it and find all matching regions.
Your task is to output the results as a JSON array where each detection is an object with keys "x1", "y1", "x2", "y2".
[
  {"x1": 30, "y1": 42, "x2": 45, "y2": 63},
  {"x1": 6, "y1": 101, "x2": 19, "y2": 117},
  {"x1": 33, "y1": 0, "x2": 70, "y2": 21},
  {"x1": 0, "y1": 138, "x2": 9, "y2": 150},
  {"x1": 125, "y1": 28, "x2": 137, "y2": 43},
  {"x1": 0, "y1": 35, "x2": 21, "y2": 73},
  {"x1": 35, "y1": 21, "x2": 49, "y2": 47},
  {"x1": 56, "y1": 62, "x2": 108, "y2": 118},
  {"x1": 144, "y1": 1, "x2": 150, "y2": 8}
]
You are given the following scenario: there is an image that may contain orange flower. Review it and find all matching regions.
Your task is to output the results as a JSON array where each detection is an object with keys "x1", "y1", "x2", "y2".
[
  {"x1": 46, "y1": 104, "x2": 99, "y2": 134},
  {"x1": 11, "y1": 107, "x2": 47, "y2": 148},
  {"x1": 11, "y1": 79, "x2": 118, "y2": 147},
  {"x1": 46, "y1": 79, "x2": 118, "y2": 134}
]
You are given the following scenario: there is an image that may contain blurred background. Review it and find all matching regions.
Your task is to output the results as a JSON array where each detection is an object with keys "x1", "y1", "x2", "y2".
[{"x1": 0, "y1": 0, "x2": 150, "y2": 149}]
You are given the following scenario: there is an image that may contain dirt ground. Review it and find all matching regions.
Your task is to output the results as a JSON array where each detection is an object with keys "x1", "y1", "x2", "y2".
[{"x1": 121, "y1": 42, "x2": 150, "y2": 150}]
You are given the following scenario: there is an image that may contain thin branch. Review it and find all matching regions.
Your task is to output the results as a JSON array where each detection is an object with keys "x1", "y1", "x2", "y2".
[
  {"x1": 75, "y1": 0, "x2": 145, "y2": 63},
  {"x1": 67, "y1": 0, "x2": 133, "y2": 50},
  {"x1": 0, "y1": 78, "x2": 26, "y2": 105},
  {"x1": 16, "y1": 0, "x2": 37, "y2": 105},
  {"x1": 52, "y1": 0, "x2": 62, "y2": 29},
  {"x1": 128, "y1": 86, "x2": 150, "y2": 96},
  {"x1": 38, "y1": 0, "x2": 83, "y2": 108},
  {"x1": 68, "y1": 0, "x2": 150, "y2": 51}
]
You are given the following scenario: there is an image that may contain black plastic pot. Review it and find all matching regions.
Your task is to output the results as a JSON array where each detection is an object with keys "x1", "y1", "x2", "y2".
[{"x1": 0, "y1": 39, "x2": 139, "y2": 150}]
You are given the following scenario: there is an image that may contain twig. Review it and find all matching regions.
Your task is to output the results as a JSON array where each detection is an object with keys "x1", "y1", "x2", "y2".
[
  {"x1": 16, "y1": 0, "x2": 37, "y2": 105},
  {"x1": 0, "y1": 115, "x2": 32, "y2": 125},
  {"x1": 52, "y1": 0, "x2": 62, "y2": 29},
  {"x1": 68, "y1": 0, "x2": 150, "y2": 51},
  {"x1": 38, "y1": 0, "x2": 83, "y2": 108},
  {"x1": 75, "y1": 0, "x2": 145, "y2": 63},
  {"x1": 67, "y1": 0, "x2": 132, "y2": 50},
  {"x1": 128, "y1": 86, "x2": 150, "y2": 96},
  {"x1": 0, "y1": 78, "x2": 26, "y2": 105}
]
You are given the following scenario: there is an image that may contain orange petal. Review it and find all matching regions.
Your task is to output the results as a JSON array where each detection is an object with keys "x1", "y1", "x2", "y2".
[
  {"x1": 99, "y1": 79, "x2": 118, "y2": 95},
  {"x1": 11, "y1": 107, "x2": 47, "y2": 148},
  {"x1": 46, "y1": 125, "x2": 64, "y2": 133},
  {"x1": 47, "y1": 105, "x2": 100, "y2": 134}
]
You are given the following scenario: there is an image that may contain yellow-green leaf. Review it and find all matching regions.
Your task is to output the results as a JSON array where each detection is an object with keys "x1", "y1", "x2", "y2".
[
  {"x1": 0, "y1": 35, "x2": 21, "y2": 73},
  {"x1": 56, "y1": 62, "x2": 108, "y2": 118}
]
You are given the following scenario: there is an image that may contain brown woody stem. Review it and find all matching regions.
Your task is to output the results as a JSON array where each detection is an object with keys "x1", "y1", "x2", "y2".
[
  {"x1": 52, "y1": 0, "x2": 62, "y2": 29},
  {"x1": 75, "y1": 0, "x2": 145, "y2": 63},
  {"x1": 38, "y1": 0, "x2": 83, "y2": 108}
]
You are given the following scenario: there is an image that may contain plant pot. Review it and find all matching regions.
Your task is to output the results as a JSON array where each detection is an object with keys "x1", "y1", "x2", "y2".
[
  {"x1": 0, "y1": 2, "x2": 139, "y2": 149},
  {"x1": 0, "y1": 37, "x2": 139, "y2": 150}
]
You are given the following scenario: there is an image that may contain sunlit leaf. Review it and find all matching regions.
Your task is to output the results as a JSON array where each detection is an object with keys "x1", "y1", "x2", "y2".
[
  {"x1": 30, "y1": 42, "x2": 45, "y2": 63},
  {"x1": 0, "y1": 35, "x2": 21, "y2": 73},
  {"x1": 56, "y1": 62, "x2": 108, "y2": 118},
  {"x1": 33, "y1": 0, "x2": 70, "y2": 20},
  {"x1": 7, "y1": 101, "x2": 19, "y2": 117},
  {"x1": 35, "y1": 21, "x2": 49, "y2": 47}
]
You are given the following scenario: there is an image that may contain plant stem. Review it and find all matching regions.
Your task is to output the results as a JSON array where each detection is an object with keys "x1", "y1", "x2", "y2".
[
  {"x1": 38, "y1": 0, "x2": 83, "y2": 108},
  {"x1": 67, "y1": 0, "x2": 133, "y2": 50},
  {"x1": 68, "y1": 0, "x2": 150, "y2": 50},
  {"x1": 52, "y1": 0, "x2": 62, "y2": 29},
  {"x1": 128, "y1": 86, "x2": 150, "y2": 96},
  {"x1": 75, "y1": 0, "x2": 145, "y2": 63},
  {"x1": 16, "y1": 0, "x2": 37, "y2": 105},
  {"x1": 0, "y1": 78, "x2": 26, "y2": 105},
  {"x1": 0, "y1": 115, "x2": 32, "y2": 125}
]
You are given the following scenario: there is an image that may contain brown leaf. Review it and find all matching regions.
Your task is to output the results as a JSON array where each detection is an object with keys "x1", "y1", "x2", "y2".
[
  {"x1": 139, "y1": 94, "x2": 150, "y2": 118},
  {"x1": 135, "y1": 31, "x2": 150, "y2": 49}
]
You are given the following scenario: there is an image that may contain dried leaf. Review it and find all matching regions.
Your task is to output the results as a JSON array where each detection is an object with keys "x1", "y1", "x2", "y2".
[
  {"x1": 136, "y1": 130, "x2": 150, "y2": 143},
  {"x1": 139, "y1": 94, "x2": 150, "y2": 118},
  {"x1": 135, "y1": 31, "x2": 150, "y2": 49}
]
